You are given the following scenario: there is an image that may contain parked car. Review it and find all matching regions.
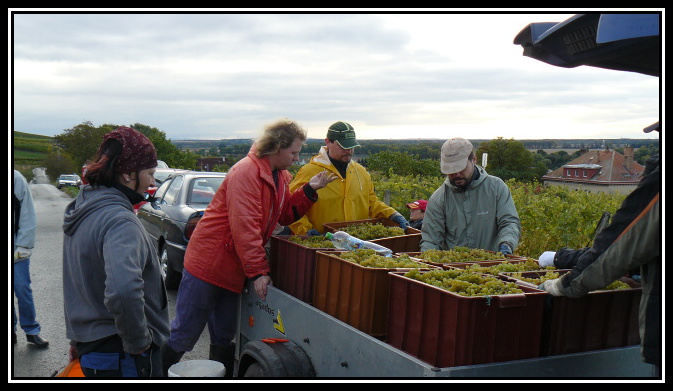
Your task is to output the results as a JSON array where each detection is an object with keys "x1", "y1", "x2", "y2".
[
  {"x1": 155, "y1": 168, "x2": 189, "y2": 185},
  {"x1": 56, "y1": 174, "x2": 82, "y2": 189},
  {"x1": 137, "y1": 171, "x2": 227, "y2": 289}
]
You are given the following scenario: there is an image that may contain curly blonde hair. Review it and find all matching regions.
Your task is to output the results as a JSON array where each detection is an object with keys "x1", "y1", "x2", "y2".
[{"x1": 255, "y1": 119, "x2": 307, "y2": 158}]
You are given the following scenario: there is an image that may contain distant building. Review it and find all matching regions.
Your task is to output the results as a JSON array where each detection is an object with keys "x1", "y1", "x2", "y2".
[
  {"x1": 197, "y1": 157, "x2": 227, "y2": 172},
  {"x1": 542, "y1": 147, "x2": 643, "y2": 194}
]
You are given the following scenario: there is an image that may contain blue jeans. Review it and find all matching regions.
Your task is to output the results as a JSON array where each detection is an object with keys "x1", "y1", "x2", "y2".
[
  {"x1": 12, "y1": 259, "x2": 41, "y2": 335},
  {"x1": 167, "y1": 269, "x2": 238, "y2": 352}
]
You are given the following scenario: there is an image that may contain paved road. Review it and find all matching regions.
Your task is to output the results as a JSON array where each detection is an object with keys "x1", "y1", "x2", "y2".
[{"x1": 11, "y1": 184, "x2": 209, "y2": 379}]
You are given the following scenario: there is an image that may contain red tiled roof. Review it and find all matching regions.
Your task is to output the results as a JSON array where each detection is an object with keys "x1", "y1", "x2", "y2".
[{"x1": 542, "y1": 149, "x2": 644, "y2": 185}]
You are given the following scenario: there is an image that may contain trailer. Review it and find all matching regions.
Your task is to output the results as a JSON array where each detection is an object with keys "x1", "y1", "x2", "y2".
[
  {"x1": 231, "y1": 13, "x2": 659, "y2": 379},
  {"x1": 233, "y1": 280, "x2": 653, "y2": 378}
]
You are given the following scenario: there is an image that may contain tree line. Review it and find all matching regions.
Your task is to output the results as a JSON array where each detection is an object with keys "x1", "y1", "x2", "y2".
[{"x1": 33, "y1": 121, "x2": 659, "y2": 184}]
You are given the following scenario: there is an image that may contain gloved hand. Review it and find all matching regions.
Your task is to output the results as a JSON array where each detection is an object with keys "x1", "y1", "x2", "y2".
[
  {"x1": 538, "y1": 278, "x2": 563, "y2": 296},
  {"x1": 538, "y1": 251, "x2": 556, "y2": 267},
  {"x1": 498, "y1": 243, "x2": 512, "y2": 255},
  {"x1": 389, "y1": 212, "x2": 410, "y2": 229},
  {"x1": 14, "y1": 247, "x2": 31, "y2": 261},
  {"x1": 306, "y1": 229, "x2": 321, "y2": 236}
]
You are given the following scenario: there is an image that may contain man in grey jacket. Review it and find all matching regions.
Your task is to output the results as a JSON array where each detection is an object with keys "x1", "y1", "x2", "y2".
[
  {"x1": 62, "y1": 127, "x2": 169, "y2": 377},
  {"x1": 420, "y1": 138, "x2": 521, "y2": 254},
  {"x1": 13, "y1": 170, "x2": 49, "y2": 348}
]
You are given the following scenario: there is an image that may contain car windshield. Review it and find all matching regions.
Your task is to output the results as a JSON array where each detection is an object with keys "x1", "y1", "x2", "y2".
[
  {"x1": 61, "y1": 175, "x2": 78, "y2": 180},
  {"x1": 155, "y1": 171, "x2": 174, "y2": 184},
  {"x1": 188, "y1": 177, "x2": 225, "y2": 204}
]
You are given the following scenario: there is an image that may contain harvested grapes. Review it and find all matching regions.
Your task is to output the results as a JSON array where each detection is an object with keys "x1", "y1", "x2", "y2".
[
  {"x1": 404, "y1": 269, "x2": 523, "y2": 297},
  {"x1": 416, "y1": 247, "x2": 507, "y2": 264},
  {"x1": 507, "y1": 271, "x2": 560, "y2": 285},
  {"x1": 463, "y1": 260, "x2": 553, "y2": 275},
  {"x1": 339, "y1": 249, "x2": 425, "y2": 269},
  {"x1": 596, "y1": 280, "x2": 631, "y2": 291},
  {"x1": 339, "y1": 222, "x2": 405, "y2": 241},
  {"x1": 287, "y1": 235, "x2": 335, "y2": 248}
]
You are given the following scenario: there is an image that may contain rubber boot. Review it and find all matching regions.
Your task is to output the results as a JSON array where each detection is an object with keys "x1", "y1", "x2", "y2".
[
  {"x1": 160, "y1": 343, "x2": 185, "y2": 377},
  {"x1": 209, "y1": 343, "x2": 236, "y2": 378}
]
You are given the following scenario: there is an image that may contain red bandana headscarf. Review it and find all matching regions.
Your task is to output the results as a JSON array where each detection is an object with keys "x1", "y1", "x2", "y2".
[{"x1": 99, "y1": 126, "x2": 157, "y2": 173}]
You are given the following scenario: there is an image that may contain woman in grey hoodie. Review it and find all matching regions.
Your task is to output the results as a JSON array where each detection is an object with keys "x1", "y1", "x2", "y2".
[{"x1": 62, "y1": 126, "x2": 169, "y2": 377}]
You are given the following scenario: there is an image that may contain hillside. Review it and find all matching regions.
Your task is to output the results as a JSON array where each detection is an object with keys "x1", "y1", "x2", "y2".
[{"x1": 13, "y1": 131, "x2": 53, "y2": 165}]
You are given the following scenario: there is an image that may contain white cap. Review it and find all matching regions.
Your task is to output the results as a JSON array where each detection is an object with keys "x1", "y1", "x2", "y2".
[{"x1": 440, "y1": 138, "x2": 473, "y2": 174}]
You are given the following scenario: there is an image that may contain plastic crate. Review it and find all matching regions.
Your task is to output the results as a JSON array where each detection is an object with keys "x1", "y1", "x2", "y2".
[
  {"x1": 322, "y1": 218, "x2": 421, "y2": 253},
  {"x1": 386, "y1": 271, "x2": 547, "y2": 367},
  {"x1": 403, "y1": 251, "x2": 529, "y2": 270},
  {"x1": 499, "y1": 270, "x2": 642, "y2": 356},
  {"x1": 312, "y1": 250, "x2": 437, "y2": 336},
  {"x1": 269, "y1": 235, "x2": 340, "y2": 304}
]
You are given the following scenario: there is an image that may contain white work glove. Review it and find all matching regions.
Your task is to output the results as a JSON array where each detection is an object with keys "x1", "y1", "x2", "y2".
[
  {"x1": 538, "y1": 251, "x2": 556, "y2": 267},
  {"x1": 14, "y1": 247, "x2": 32, "y2": 261},
  {"x1": 538, "y1": 278, "x2": 563, "y2": 296}
]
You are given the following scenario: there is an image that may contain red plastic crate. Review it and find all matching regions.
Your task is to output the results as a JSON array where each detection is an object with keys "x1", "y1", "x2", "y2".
[
  {"x1": 312, "y1": 251, "x2": 437, "y2": 336},
  {"x1": 386, "y1": 271, "x2": 547, "y2": 368},
  {"x1": 322, "y1": 218, "x2": 421, "y2": 254},
  {"x1": 499, "y1": 270, "x2": 642, "y2": 356},
  {"x1": 269, "y1": 235, "x2": 340, "y2": 304}
]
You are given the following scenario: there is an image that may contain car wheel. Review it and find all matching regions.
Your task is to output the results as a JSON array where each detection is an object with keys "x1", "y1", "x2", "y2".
[{"x1": 160, "y1": 246, "x2": 181, "y2": 290}]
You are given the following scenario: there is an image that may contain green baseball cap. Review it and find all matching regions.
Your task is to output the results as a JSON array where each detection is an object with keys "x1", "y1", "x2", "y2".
[{"x1": 326, "y1": 121, "x2": 361, "y2": 149}]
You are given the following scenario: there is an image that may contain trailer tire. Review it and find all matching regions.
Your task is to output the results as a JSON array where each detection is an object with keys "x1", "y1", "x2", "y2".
[
  {"x1": 239, "y1": 340, "x2": 315, "y2": 378},
  {"x1": 243, "y1": 362, "x2": 266, "y2": 377}
]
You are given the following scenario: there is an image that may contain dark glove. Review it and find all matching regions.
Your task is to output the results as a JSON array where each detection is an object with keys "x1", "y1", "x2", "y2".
[
  {"x1": 306, "y1": 229, "x2": 322, "y2": 236},
  {"x1": 498, "y1": 243, "x2": 513, "y2": 255},
  {"x1": 389, "y1": 212, "x2": 410, "y2": 229}
]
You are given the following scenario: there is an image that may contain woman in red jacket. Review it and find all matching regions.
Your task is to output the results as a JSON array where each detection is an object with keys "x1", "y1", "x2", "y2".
[{"x1": 161, "y1": 119, "x2": 335, "y2": 376}]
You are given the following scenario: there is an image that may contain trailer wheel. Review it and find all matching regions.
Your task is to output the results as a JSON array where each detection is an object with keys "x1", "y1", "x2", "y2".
[
  {"x1": 239, "y1": 340, "x2": 315, "y2": 378},
  {"x1": 243, "y1": 362, "x2": 266, "y2": 377}
]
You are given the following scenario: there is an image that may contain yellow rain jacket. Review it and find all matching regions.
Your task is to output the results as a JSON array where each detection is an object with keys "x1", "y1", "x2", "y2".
[{"x1": 289, "y1": 146, "x2": 396, "y2": 235}]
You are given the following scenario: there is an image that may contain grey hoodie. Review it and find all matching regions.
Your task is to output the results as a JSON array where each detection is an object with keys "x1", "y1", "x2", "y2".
[{"x1": 62, "y1": 185, "x2": 169, "y2": 354}]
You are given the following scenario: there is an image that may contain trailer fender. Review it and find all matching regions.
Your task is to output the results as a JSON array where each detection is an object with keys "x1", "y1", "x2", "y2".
[{"x1": 239, "y1": 339, "x2": 315, "y2": 377}]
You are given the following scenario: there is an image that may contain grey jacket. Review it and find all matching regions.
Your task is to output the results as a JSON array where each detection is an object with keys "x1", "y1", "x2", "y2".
[
  {"x1": 553, "y1": 194, "x2": 660, "y2": 366},
  {"x1": 62, "y1": 185, "x2": 169, "y2": 354},
  {"x1": 13, "y1": 170, "x2": 36, "y2": 259},
  {"x1": 420, "y1": 165, "x2": 521, "y2": 252}
]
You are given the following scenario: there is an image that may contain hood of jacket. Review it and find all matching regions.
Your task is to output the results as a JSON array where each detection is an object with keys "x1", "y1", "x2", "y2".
[{"x1": 63, "y1": 185, "x2": 133, "y2": 236}]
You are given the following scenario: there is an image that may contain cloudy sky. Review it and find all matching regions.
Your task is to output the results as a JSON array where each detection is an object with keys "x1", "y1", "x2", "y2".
[{"x1": 10, "y1": 10, "x2": 661, "y2": 142}]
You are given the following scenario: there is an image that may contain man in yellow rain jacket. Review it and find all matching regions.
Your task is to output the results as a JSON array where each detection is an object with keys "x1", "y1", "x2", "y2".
[{"x1": 288, "y1": 121, "x2": 409, "y2": 235}]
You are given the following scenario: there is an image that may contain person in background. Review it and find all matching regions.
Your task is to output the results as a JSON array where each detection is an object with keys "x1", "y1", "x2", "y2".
[
  {"x1": 13, "y1": 170, "x2": 49, "y2": 348},
  {"x1": 62, "y1": 126, "x2": 169, "y2": 377},
  {"x1": 420, "y1": 138, "x2": 520, "y2": 254},
  {"x1": 406, "y1": 199, "x2": 427, "y2": 230},
  {"x1": 161, "y1": 119, "x2": 336, "y2": 377},
  {"x1": 288, "y1": 121, "x2": 409, "y2": 236}
]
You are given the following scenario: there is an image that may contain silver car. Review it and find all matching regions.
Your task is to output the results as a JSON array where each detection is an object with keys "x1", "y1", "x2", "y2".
[
  {"x1": 137, "y1": 171, "x2": 227, "y2": 289},
  {"x1": 56, "y1": 174, "x2": 81, "y2": 189}
]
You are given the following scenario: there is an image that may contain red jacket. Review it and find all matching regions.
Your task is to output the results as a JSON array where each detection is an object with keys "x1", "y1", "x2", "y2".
[{"x1": 183, "y1": 147, "x2": 314, "y2": 293}]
